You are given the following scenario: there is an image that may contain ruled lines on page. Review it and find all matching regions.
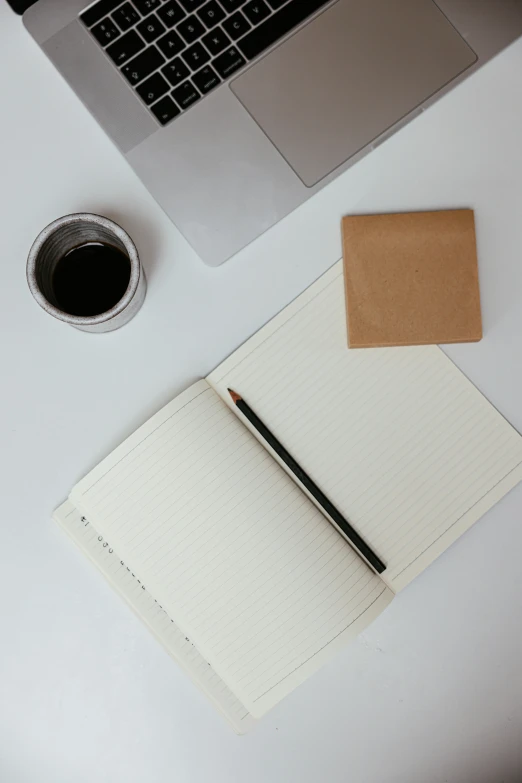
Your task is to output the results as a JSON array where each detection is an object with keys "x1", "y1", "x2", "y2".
[
  {"x1": 70, "y1": 381, "x2": 392, "y2": 716},
  {"x1": 53, "y1": 501, "x2": 255, "y2": 734},
  {"x1": 208, "y1": 262, "x2": 522, "y2": 592}
]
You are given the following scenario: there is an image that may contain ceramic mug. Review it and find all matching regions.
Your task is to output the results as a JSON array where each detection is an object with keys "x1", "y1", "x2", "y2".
[{"x1": 26, "y1": 213, "x2": 146, "y2": 333}]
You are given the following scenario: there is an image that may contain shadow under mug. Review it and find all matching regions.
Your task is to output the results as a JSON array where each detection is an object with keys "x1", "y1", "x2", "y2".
[{"x1": 26, "y1": 213, "x2": 147, "y2": 333}]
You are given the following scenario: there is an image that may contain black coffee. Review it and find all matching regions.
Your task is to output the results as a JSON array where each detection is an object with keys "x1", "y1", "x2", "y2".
[{"x1": 51, "y1": 242, "x2": 131, "y2": 317}]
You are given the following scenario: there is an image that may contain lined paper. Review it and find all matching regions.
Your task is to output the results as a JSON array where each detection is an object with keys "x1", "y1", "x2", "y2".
[
  {"x1": 53, "y1": 501, "x2": 255, "y2": 734},
  {"x1": 71, "y1": 381, "x2": 393, "y2": 717},
  {"x1": 208, "y1": 261, "x2": 522, "y2": 591}
]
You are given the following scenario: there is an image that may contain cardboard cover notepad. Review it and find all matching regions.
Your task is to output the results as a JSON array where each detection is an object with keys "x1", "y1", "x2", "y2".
[{"x1": 342, "y1": 209, "x2": 483, "y2": 348}]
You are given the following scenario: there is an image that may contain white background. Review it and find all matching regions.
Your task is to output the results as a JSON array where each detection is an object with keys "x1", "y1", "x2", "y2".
[{"x1": 1, "y1": 5, "x2": 522, "y2": 781}]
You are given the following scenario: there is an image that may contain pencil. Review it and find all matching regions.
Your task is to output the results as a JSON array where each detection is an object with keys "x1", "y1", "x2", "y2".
[{"x1": 228, "y1": 389, "x2": 386, "y2": 575}]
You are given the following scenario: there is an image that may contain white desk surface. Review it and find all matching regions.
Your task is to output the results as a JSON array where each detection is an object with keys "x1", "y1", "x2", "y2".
[{"x1": 1, "y1": 6, "x2": 522, "y2": 782}]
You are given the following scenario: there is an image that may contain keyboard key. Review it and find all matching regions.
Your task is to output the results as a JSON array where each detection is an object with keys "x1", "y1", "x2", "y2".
[
  {"x1": 121, "y1": 45, "x2": 165, "y2": 84},
  {"x1": 213, "y1": 46, "x2": 245, "y2": 78},
  {"x1": 177, "y1": 14, "x2": 205, "y2": 43},
  {"x1": 81, "y1": 0, "x2": 124, "y2": 27},
  {"x1": 197, "y1": 0, "x2": 225, "y2": 28},
  {"x1": 237, "y1": 0, "x2": 330, "y2": 60},
  {"x1": 266, "y1": 0, "x2": 287, "y2": 7},
  {"x1": 133, "y1": 0, "x2": 161, "y2": 14},
  {"x1": 112, "y1": 3, "x2": 140, "y2": 31},
  {"x1": 161, "y1": 56, "x2": 190, "y2": 85},
  {"x1": 151, "y1": 95, "x2": 181, "y2": 124},
  {"x1": 202, "y1": 27, "x2": 231, "y2": 55},
  {"x1": 137, "y1": 13, "x2": 166, "y2": 41},
  {"x1": 178, "y1": 0, "x2": 206, "y2": 11},
  {"x1": 243, "y1": 0, "x2": 270, "y2": 24},
  {"x1": 172, "y1": 80, "x2": 201, "y2": 109},
  {"x1": 182, "y1": 41, "x2": 211, "y2": 69},
  {"x1": 157, "y1": 29, "x2": 186, "y2": 57},
  {"x1": 223, "y1": 11, "x2": 250, "y2": 40},
  {"x1": 106, "y1": 30, "x2": 145, "y2": 64},
  {"x1": 137, "y1": 72, "x2": 170, "y2": 103},
  {"x1": 157, "y1": 0, "x2": 186, "y2": 27},
  {"x1": 219, "y1": 0, "x2": 246, "y2": 11},
  {"x1": 91, "y1": 18, "x2": 120, "y2": 45},
  {"x1": 192, "y1": 64, "x2": 220, "y2": 94}
]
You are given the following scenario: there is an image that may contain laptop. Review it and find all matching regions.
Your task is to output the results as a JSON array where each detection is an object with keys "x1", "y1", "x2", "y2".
[{"x1": 19, "y1": 0, "x2": 522, "y2": 265}]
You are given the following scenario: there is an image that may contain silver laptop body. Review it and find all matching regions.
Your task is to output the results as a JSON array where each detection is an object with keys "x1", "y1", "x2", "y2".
[{"x1": 24, "y1": 0, "x2": 522, "y2": 266}]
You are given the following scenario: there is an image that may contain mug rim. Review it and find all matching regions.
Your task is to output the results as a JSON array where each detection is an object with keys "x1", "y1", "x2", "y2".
[{"x1": 26, "y1": 213, "x2": 141, "y2": 326}]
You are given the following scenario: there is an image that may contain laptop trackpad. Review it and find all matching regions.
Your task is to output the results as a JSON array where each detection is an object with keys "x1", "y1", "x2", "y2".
[{"x1": 231, "y1": 0, "x2": 476, "y2": 187}]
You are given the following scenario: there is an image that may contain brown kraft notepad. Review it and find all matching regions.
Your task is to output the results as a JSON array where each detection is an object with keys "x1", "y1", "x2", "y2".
[{"x1": 342, "y1": 209, "x2": 483, "y2": 348}]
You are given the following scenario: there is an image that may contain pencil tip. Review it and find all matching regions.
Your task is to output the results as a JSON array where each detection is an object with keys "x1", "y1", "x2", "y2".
[{"x1": 228, "y1": 388, "x2": 241, "y2": 404}]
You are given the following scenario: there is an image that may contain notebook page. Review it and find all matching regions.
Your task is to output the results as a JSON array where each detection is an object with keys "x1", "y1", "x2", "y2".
[
  {"x1": 207, "y1": 262, "x2": 522, "y2": 592},
  {"x1": 53, "y1": 501, "x2": 255, "y2": 734},
  {"x1": 70, "y1": 380, "x2": 393, "y2": 717}
]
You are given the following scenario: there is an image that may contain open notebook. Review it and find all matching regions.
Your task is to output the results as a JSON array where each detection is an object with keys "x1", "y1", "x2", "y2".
[{"x1": 55, "y1": 261, "x2": 522, "y2": 733}]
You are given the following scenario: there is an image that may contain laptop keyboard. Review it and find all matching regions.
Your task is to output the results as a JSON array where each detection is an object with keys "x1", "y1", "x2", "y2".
[{"x1": 80, "y1": 0, "x2": 331, "y2": 126}]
